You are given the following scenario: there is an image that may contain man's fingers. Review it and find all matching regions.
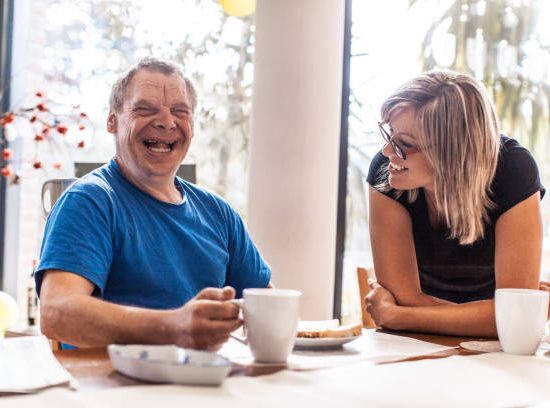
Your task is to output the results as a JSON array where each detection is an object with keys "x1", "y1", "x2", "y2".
[
  {"x1": 194, "y1": 300, "x2": 240, "y2": 320},
  {"x1": 195, "y1": 286, "x2": 236, "y2": 301},
  {"x1": 190, "y1": 330, "x2": 233, "y2": 351},
  {"x1": 195, "y1": 287, "x2": 225, "y2": 300},
  {"x1": 195, "y1": 316, "x2": 242, "y2": 337},
  {"x1": 221, "y1": 286, "x2": 236, "y2": 300}
]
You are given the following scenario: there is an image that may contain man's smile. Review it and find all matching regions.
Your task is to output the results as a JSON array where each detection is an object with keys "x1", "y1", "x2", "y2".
[{"x1": 142, "y1": 138, "x2": 180, "y2": 153}]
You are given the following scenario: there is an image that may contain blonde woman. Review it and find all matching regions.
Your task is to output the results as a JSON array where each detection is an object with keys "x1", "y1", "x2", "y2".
[{"x1": 366, "y1": 71, "x2": 545, "y2": 337}]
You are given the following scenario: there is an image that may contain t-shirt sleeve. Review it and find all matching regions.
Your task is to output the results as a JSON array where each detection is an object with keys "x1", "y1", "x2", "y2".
[
  {"x1": 366, "y1": 150, "x2": 409, "y2": 206},
  {"x1": 366, "y1": 150, "x2": 389, "y2": 188},
  {"x1": 221, "y1": 204, "x2": 271, "y2": 297},
  {"x1": 493, "y1": 140, "x2": 545, "y2": 217},
  {"x1": 35, "y1": 189, "x2": 113, "y2": 297}
]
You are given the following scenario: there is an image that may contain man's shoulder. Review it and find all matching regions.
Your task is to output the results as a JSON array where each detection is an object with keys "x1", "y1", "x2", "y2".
[
  {"x1": 179, "y1": 179, "x2": 237, "y2": 217},
  {"x1": 179, "y1": 179, "x2": 225, "y2": 203},
  {"x1": 69, "y1": 163, "x2": 118, "y2": 199}
]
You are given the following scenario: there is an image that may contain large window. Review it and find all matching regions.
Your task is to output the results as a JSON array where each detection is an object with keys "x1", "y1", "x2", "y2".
[
  {"x1": 4, "y1": 0, "x2": 255, "y2": 318},
  {"x1": 342, "y1": 0, "x2": 550, "y2": 323}
]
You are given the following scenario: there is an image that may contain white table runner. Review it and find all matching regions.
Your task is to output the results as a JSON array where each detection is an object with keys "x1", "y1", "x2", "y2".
[
  {"x1": 3, "y1": 352, "x2": 550, "y2": 407},
  {"x1": 220, "y1": 329, "x2": 457, "y2": 369}
]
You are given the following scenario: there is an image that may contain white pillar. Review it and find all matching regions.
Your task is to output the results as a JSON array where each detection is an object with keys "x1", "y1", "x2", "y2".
[{"x1": 247, "y1": 0, "x2": 345, "y2": 319}]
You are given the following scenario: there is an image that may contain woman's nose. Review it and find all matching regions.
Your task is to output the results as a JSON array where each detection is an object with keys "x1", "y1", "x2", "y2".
[{"x1": 382, "y1": 142, "x2": 392, "y2": 158}]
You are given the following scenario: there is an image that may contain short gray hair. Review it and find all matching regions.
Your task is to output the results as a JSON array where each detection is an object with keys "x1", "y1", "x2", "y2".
[{"x1": 109, "y1": 57, "x2": 197, "y2": 113}]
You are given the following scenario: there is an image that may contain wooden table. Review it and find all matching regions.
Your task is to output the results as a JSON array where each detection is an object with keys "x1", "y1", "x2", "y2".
[{"x1": 53, "y1": 330, "x2": 481, "y2": 390}]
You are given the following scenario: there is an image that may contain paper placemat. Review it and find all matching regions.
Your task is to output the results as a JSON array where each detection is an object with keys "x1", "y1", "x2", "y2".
[
  {"x1": 220, "y1": 329, "x2": 457, "y2": 370},
  {"x1": 0, "y1": 336, "x2": 76, "y2": 394}
]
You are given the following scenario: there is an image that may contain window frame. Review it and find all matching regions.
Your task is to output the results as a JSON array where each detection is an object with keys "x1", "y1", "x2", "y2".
[{"x1": 0, "y1": 0, "x2": 14, "y2": 289}]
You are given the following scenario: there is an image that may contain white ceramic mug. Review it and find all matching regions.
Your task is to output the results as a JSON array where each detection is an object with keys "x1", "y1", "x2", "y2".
[
  {"x1": 234, "y1": 288, "x2": 301, "y2": 363},
  {"x1": 495, "y1": 288, "x2": 549, "y2": 355},
  {"x1": 41, "y1": 178, "x2": 78, "y2": 219}
]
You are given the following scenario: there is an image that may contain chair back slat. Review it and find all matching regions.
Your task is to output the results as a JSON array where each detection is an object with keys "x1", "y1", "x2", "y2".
[{"x1": 357, "y1": 267, "x2": 376, "y2": 329}]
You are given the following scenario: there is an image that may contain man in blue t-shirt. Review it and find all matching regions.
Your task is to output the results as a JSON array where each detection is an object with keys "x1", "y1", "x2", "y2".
[{"x1": 36, "y1": 58, "x2": 271, "y2": 350}]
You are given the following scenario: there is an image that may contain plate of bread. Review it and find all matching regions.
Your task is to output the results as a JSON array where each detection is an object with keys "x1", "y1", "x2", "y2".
[{"x1": 295, "y1": 320, "x2": 362, "y2": 349}]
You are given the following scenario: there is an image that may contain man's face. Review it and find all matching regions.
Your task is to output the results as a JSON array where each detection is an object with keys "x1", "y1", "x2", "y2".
[{"x1": 107, "y1": 70, "x2": 194, "y2": 182}]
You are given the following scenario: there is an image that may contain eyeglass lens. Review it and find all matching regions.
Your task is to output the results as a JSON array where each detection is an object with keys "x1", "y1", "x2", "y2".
[{"x1": 378, "y1": 122, "x2": 406, "y2": 159}]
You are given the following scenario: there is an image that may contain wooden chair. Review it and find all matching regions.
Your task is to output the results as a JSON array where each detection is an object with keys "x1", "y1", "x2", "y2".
[
  {"x1": 357, "y1": 266, "x2": 376, "y2": 329},
  {"x1": 50, "y1": 339, "x2": 62, "y2": 351}
]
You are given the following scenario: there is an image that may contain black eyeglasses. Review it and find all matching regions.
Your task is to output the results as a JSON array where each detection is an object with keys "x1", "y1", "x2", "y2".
[{"x1": 378, "y1": 121, "x2": 420, "y2": 160}]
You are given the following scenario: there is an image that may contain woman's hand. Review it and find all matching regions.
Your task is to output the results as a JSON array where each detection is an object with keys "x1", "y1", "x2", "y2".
[{"x1": 365, "y1": 280, "x2": 399, "y2": 329}]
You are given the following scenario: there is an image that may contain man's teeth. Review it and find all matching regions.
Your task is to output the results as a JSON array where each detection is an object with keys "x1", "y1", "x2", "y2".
[
  {"x1": 390, "y1": 163, "x2": 407, "y2": 171},
  {"x1": 149, "y1": 146, "x2": 171, "y2": 153},
  {"x1": 144, "y1": 140, "x2": 175, "y2": 152}
]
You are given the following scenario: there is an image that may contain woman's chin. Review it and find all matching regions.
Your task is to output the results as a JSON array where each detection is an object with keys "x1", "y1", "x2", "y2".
[{"x1": 388, "y1": 176, "x2": 414, "y2": 191}]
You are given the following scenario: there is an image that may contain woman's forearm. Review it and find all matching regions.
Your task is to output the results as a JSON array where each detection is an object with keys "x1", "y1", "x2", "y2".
[
  {"x1": 386, "y1": 299, "x2": 497, "y2": 338},
  {"x1": 395, "y1": 290, "x2": 453, "y2": 307}
]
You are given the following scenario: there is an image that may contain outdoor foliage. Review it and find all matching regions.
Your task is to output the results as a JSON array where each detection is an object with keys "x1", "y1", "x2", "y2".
[{"x1": 1, "y1": 0, "x2": 254, "y2": 212}]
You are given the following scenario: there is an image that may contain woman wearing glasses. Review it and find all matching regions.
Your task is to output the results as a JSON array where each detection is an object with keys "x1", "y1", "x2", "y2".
[{"x1": 365, "y1": 70, "x2": 545, "y2": 337}]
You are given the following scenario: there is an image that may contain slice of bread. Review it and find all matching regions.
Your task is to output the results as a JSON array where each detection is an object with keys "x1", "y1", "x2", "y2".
[{"x1": 297, "y1": 320, "x2": 362, "y2": 339}]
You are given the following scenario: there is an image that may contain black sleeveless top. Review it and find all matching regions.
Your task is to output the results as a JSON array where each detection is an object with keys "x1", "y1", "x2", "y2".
[{"x1": 367, "y1": 136, "x2": 545, "y2": 303}]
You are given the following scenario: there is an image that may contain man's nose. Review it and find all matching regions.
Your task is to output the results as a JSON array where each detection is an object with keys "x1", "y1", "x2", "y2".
[{"x1": 152, "y1": 109, "x2": 176, "y2": 131}]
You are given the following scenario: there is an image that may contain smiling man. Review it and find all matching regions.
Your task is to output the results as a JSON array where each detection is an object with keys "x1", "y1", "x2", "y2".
[{"x1": 36, "y1": 58, "x2": 271, "y2": 350}]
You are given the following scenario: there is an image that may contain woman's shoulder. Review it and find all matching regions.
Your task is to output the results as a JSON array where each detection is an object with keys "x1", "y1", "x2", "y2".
[
  {"x1": 491, "y1": 135, "x2": 545, "y2": 215},
  {"x1": 495, "y1": 136, "x2": 540, "y2": 183}
]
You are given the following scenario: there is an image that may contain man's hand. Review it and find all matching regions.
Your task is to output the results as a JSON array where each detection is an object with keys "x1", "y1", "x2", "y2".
[
  {"x1": 166, "y1": 286, "x2": 242, "y2": 351},
  {"x1": 365, "y1": 280, "x2": 399, "y2": 329}
]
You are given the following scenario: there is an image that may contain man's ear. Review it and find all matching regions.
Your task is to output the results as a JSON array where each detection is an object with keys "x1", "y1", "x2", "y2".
[{"x1": 107, "y1": 111, "x2": 117, "y2": 134}]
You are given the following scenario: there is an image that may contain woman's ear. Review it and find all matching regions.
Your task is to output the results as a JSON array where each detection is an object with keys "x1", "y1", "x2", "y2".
[{"x1": 107, "y1": 111, "x2": 117, "y2": 134}]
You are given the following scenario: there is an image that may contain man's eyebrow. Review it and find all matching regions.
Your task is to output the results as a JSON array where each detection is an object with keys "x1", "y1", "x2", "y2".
[
  {"x1": 133, "y1": 99, "x2": 155, "y2": 107},
  {"x1": 171, "y1": 102, "x2": 191, "y2": 109}
]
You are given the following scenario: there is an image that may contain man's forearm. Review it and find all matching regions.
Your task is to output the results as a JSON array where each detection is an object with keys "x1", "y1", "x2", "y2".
[
  {"x1": 387, "y1": 300, "x2": 497, "y2": 338},
  {"x1": 41, "y1": 294, "x2": 174, "y2": 347}
]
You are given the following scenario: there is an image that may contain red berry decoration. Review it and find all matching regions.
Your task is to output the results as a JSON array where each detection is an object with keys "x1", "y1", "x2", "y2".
[
  {"x1": 2, "y1": 148, "x2": 12, "y2": 160},
  {"x1": 57, "y1": 125, "x2": 68, "y2": 135},
  {"x1": 1, "y1": 167, "x2": 12, "y2": 177}
]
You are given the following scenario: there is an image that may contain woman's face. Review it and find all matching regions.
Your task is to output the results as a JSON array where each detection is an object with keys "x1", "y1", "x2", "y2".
[{"x1": 382, "y1": 107, "x2": 435, "y2": 192}]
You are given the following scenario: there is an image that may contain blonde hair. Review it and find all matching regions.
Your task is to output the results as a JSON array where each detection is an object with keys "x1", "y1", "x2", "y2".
[{"x1": 379, "y1": 70, "x2": 500, "y2": 245}]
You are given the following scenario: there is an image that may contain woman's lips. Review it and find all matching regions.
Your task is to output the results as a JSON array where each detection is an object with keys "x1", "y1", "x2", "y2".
[{"x1": 388, "y1": 162, "x2": 408, "y2": 174}]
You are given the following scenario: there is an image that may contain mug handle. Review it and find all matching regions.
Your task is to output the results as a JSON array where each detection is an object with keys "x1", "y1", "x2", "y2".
[
  {"x1": 41, "y1": 181, "x2": 52, "y2": 219},
  {"x1": 229, "y1": 299, "x2": 247, "y2": 344}
]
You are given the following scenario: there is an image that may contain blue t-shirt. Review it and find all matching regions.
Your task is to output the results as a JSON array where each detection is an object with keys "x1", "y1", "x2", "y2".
[{"x1": 36, "y1": 160, "x2": 271, "y2": 308}]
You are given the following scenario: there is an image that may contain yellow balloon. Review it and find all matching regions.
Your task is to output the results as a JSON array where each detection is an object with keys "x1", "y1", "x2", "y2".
[
  {"x1": 220, "y1": 0, "x2": 256, "y2": 17},
  {"x1": 0, "y1": 291, "x2": 19, "y2": 335}
]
